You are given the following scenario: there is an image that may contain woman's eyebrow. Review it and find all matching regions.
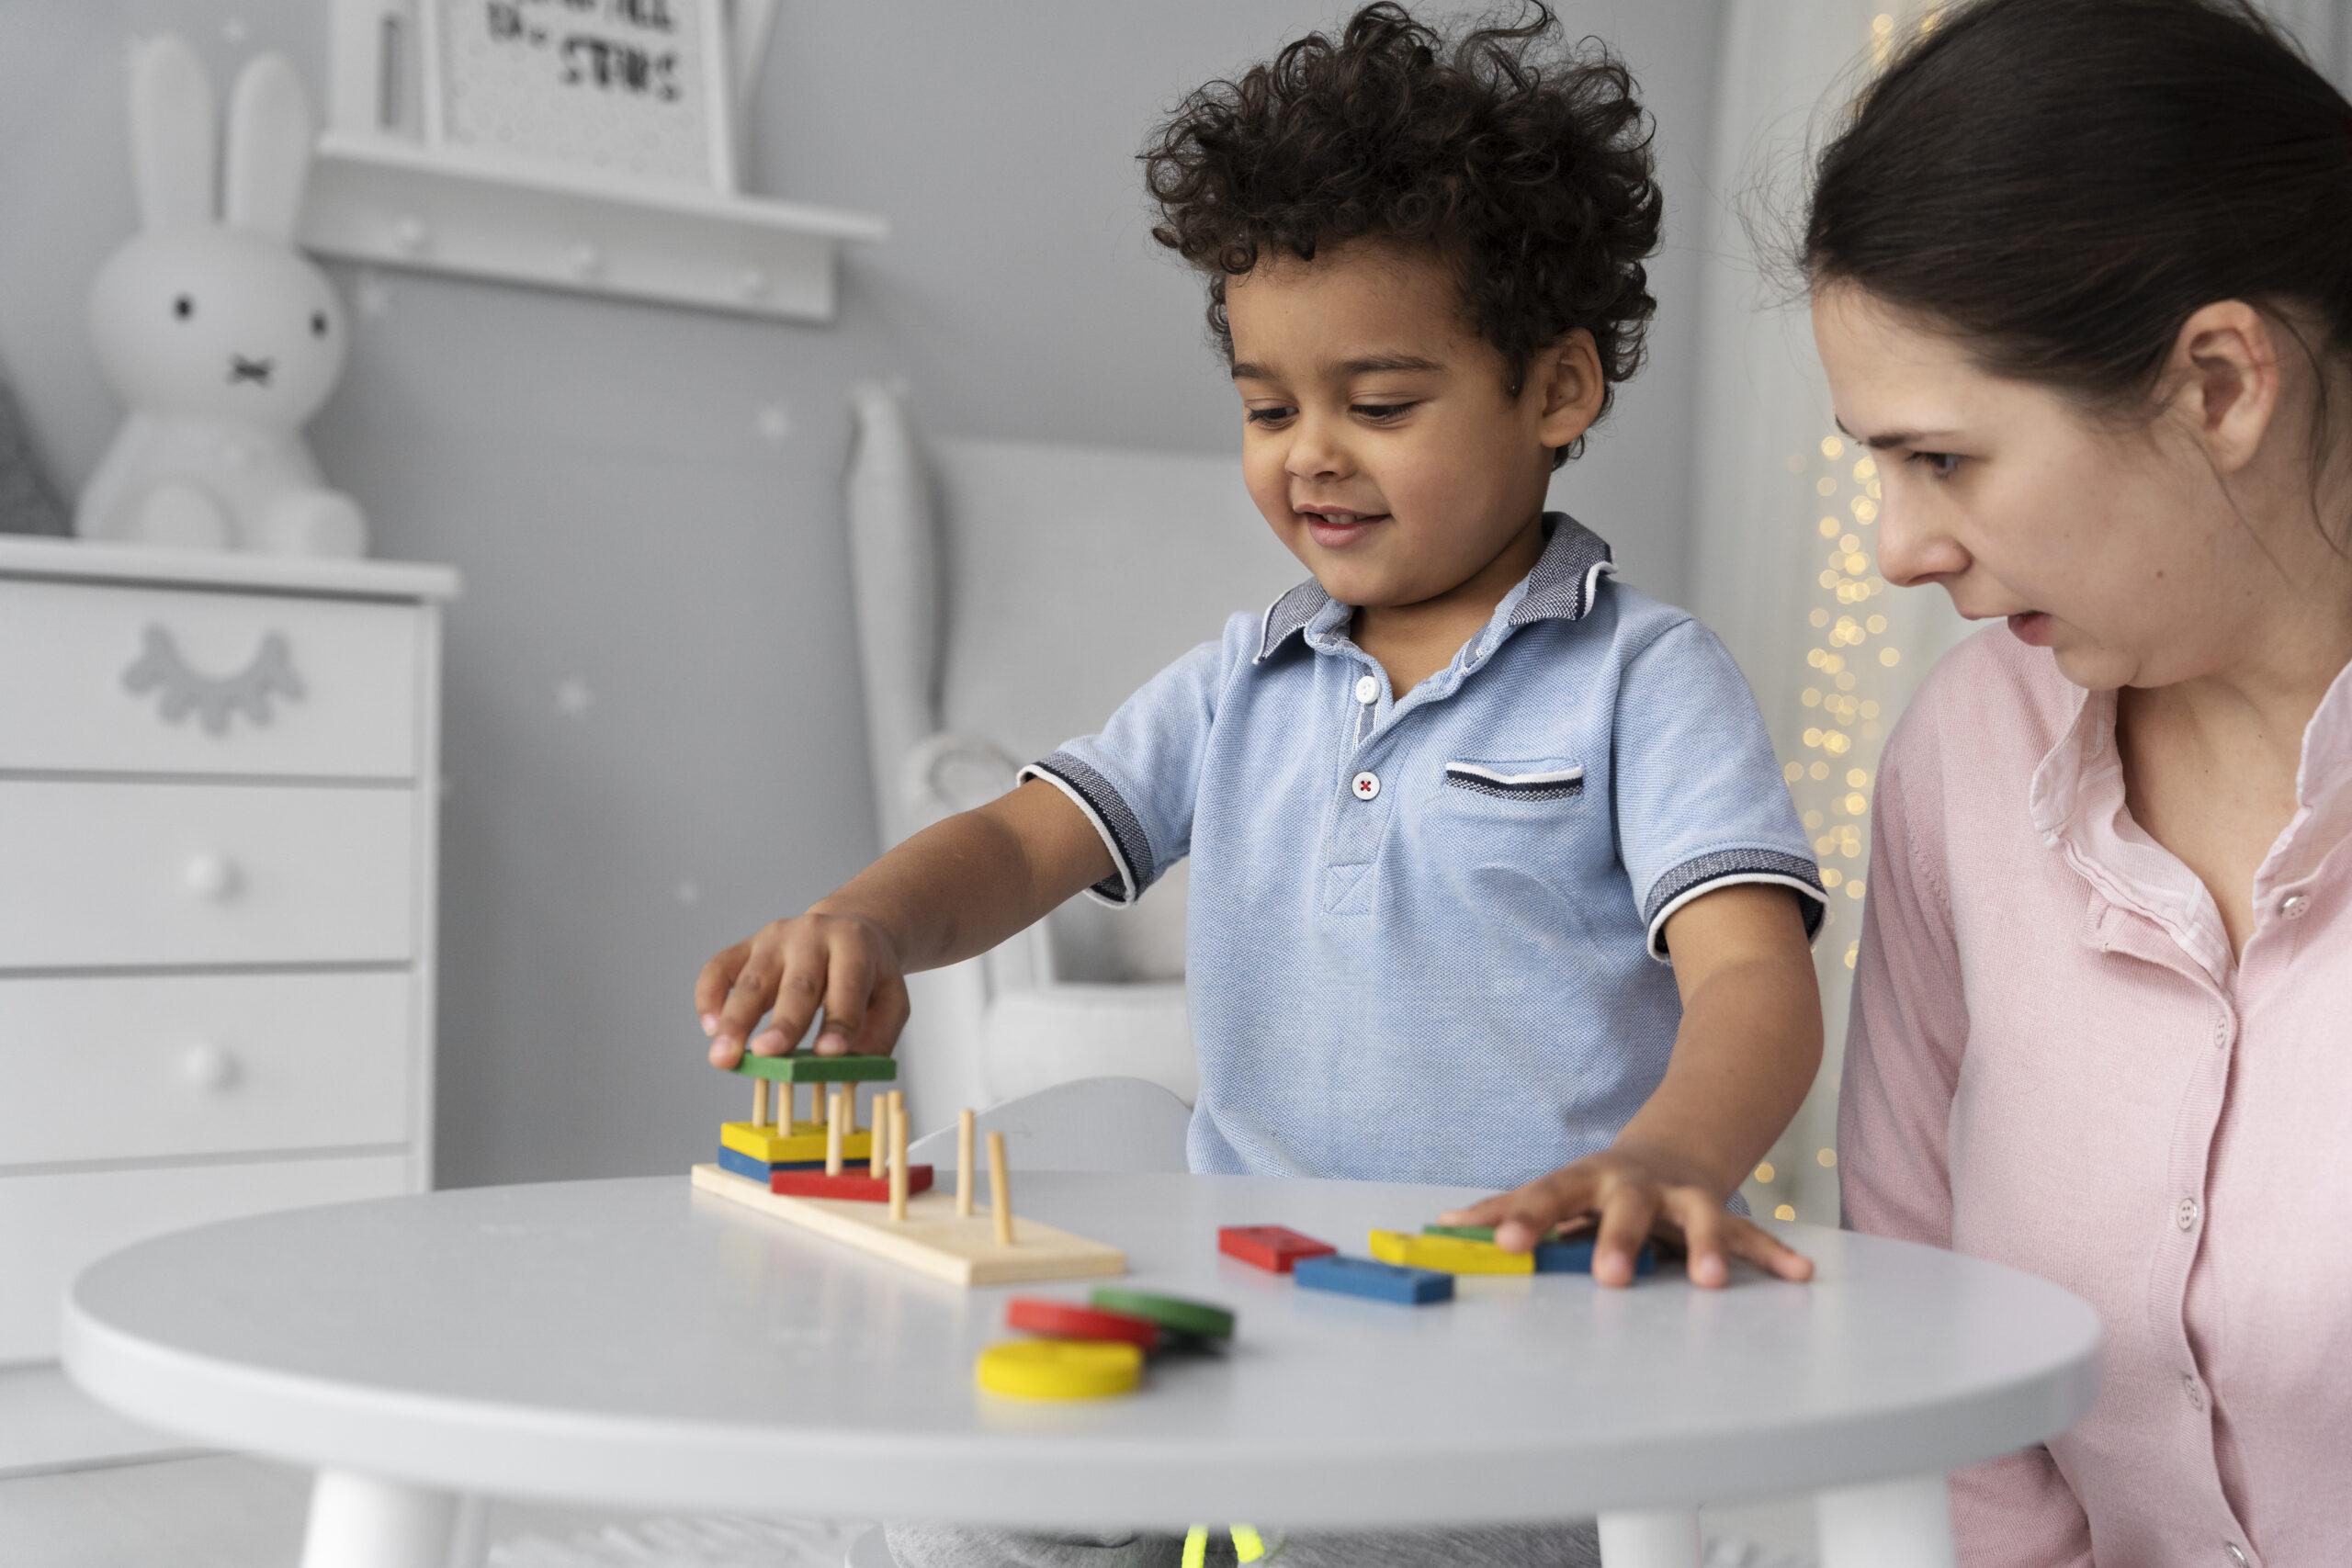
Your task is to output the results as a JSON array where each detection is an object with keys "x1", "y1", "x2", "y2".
[{"x1": 1833, "y1": 414, "x2": 1959, "y2": 450}]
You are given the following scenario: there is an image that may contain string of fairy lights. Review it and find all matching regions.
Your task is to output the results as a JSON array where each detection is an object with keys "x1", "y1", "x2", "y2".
[{"x1": 1742, "y1": 10, "x2": 1935, "y2": 1224}]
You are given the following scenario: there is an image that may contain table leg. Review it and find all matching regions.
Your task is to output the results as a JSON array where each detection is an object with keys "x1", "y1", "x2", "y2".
[
  {"x1": 1595, "y1": 1506, "x2": 1701, "y2": 1567},
  {"x1": 1815, "y1": 1473, "x2": 1955, "y2": 1568},
  {"x1": 298, "y1": 1469, "x2": 465, "y2": 1568}
]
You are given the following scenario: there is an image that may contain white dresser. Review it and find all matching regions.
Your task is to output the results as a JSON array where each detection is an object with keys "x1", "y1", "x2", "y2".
[{"x1": 0, "y1": 535, "x2": 457, "y2": 1471}]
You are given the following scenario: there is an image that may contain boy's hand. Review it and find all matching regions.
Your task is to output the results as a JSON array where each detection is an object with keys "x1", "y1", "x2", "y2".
[
  {"x1": 1435, "y1": 1141, "x2": 1815, "y2": 1290},
  {"x1": 695, "y1": 907, "x2": 910, "y2": 1068}
]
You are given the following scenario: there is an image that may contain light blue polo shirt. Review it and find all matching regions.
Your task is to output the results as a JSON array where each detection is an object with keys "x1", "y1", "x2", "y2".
[{"x1": 1019, "y1": 514, "x2": 1825, "y2": 1190}]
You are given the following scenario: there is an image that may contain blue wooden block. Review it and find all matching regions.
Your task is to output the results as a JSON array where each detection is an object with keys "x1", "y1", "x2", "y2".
[
  {"x1": 716, "y1": 1146, "x2": 834, "y2": 1182},
  {"x1": 1532, "y1": 1237, "x2": 1657, "y2": 1276},
  {"x1": 1294, "y1": 1253, "x2": 1453, "y2": 1305}
]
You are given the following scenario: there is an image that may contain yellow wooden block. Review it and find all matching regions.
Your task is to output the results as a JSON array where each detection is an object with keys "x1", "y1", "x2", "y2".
[
  {"x1": 1367, "y1": 1227, "x2": 1534, "y2": 1276},
  {"x1": 690, "y1": 1164, "x2": 1125, "y2": 1286},
  {"x1": 721, "y1": 1121, "x2": 871, "y2": 1165},
  {"x1": 975, "y1": 1338, "x2": 1141, "y2": 1401}
]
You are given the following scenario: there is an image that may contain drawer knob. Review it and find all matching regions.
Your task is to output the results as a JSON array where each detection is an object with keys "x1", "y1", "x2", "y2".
[
  {"x1": 182, "y1": 852, "x2": 242, "y2": 901},
  {"x1": 178, "y1": 1042, "x2": 239, "y2": 1091}
]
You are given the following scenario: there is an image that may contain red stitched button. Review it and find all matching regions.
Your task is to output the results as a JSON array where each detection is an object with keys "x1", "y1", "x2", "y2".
[{"x1": 1005, "y1": 1297, "x2": 1162, "y2": 1352}]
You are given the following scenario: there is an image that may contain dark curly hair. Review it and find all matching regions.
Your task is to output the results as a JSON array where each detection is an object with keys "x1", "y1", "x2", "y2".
[{"x1": 1140, "y1": 2, "x2": 1661, "y2": 467}]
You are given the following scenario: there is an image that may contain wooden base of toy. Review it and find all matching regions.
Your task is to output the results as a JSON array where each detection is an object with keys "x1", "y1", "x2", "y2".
[{"x1": 690, "y1": 1164, "x2": 1126, "y2": 1287}]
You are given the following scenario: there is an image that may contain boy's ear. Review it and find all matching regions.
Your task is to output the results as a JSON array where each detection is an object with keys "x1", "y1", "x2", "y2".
[{"x1": 1533, "y1": 329, "x2": 1606, "y2": 450}]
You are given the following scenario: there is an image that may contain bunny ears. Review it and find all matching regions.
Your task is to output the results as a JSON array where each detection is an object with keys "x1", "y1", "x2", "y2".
[{"x1": 127, "y1": 34, "x2": 314, "y2": 242}]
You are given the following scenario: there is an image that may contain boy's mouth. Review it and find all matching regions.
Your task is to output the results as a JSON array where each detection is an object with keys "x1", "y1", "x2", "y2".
[{"x1": 1297, "y1": 508, "x2": 1388, "y2": 547}]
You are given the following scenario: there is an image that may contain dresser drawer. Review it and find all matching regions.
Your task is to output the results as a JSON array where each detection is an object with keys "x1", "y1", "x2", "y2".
[
  {"x1": 0, "y1": 579, "x2": 421, "y2": 778},
  {"x1": 0, "y1": 781, "x2": 416, "y2": 968},
  {"x1": 0, "y1": 972, "x2": 413, "y2": 1168},
  {"x1": 0, "y1": 1152, "x2": 413, "y2": 1362}
]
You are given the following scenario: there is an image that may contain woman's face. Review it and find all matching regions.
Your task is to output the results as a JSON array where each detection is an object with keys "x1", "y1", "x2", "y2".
[{"x1": 1810, "y1": 281, "x2": 2272, "y2": 694}]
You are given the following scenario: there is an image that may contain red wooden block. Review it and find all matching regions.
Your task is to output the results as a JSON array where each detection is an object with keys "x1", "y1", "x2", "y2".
[
  {"x1": 1005, "y1": 1296, "x2": 1162, "y2": 1352},
  {"x1": 769, "y1": 1165, "x2": 933, "y2": 1201},
  {"x1": 1218, "y1": 1224, "x2": 1337, "y2": 1273}
]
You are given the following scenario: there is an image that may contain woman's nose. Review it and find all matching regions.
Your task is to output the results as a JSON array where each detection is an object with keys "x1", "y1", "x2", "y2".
[{"x1": 1873, "y1": 499, "x2": 1968, "y2": 590}]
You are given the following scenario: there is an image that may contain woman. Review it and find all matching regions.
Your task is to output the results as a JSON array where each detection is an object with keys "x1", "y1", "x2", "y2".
[{"x1": 1808, "y1": 0, "x2": 2352, "y2": 1562}]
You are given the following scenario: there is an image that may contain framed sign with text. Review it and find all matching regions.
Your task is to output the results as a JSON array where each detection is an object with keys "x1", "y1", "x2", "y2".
[{"x1": 420, "y1": 0, "x2": 738, "y2": 192}]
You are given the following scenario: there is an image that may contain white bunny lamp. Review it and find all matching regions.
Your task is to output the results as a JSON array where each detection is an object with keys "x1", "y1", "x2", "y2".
[{"x1": 76, "y1": 35, "x2": 368, "y2": 558}]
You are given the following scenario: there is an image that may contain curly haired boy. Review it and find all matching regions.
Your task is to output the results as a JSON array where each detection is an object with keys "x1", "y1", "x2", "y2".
[{"x1": 700, "y1": 8, "x2": 1827, "y2": 1561}]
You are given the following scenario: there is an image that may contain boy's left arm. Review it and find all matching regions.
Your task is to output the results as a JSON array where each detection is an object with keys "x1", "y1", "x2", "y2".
[{"x1": 1440, "y1": 881, "x2": 1821, "y2": 1287}]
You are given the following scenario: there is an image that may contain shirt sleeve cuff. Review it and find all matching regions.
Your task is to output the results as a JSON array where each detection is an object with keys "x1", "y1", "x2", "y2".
[
  {"x1": 1642, "y1": 849, "x2": 1828, "y2": 962},
  {"x1": 1018, "y1": 750, "x2": 1155, "y2": 908}
]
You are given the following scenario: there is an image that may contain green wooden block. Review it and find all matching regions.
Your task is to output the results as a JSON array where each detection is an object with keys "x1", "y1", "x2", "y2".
[
  {"x1": 726, "y1": 1054, "x2": 899, "y2": 1084},
  {"x1": 1421, "y1": 1224, "x2": 1496, "y2": 1242}
]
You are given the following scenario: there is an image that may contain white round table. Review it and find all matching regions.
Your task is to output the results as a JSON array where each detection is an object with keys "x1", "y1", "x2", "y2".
[{"x1": 62, "y1": 1172, "x2": 2099, "y2": 1568}]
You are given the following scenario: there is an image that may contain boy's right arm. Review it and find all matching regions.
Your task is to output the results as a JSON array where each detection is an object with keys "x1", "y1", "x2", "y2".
[{"x1": 695, "y1": 779, "x2": 1114, "y2": 1067}]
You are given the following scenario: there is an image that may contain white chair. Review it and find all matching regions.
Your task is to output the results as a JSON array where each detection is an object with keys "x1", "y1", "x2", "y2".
[{"x1": 843, "y1": 384, "x2": 1297, "y2": 1132}]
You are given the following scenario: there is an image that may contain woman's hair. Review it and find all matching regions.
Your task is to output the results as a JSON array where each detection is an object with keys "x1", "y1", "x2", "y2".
[
  {"x1": 1141, "y1": 2, "x2": 1661, "y2": 466},
  {"x1": 1805, "y1": 0, "x2": 2352, "y2": 456}
]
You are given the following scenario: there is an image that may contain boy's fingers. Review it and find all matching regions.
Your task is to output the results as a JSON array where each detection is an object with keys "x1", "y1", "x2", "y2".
[
  {"x1": 1729, "y1": 1219, "x2": 1816, "y2": 1282},
  {"x1": 1663, "y1": 1189, "x2": 1730, "y2": 1289},
  {"x1": 695, "y1": 942, "x2": 749, "y2": 1024},
  {"x1": 712, "y1": 932, "x2": 784, "y2": 1057},
  {"x1": 1591, "y1": 1184, "x2": 1659, "y2": 1288},
  {"x1": 813, "y1": 938, "x2": 875, "y2": 1055},
  {"x1": 1490, "y1": 1168, "x2": 1597, "y2": 1253},
  {"x1": 857, "y1": 973, "x2": 911, "y2": 1056},
  {"x1": 758, "y1": 931, "x2": 829, "y2": 1055}
]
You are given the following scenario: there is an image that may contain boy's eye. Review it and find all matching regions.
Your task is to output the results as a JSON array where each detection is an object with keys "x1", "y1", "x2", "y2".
[
  {"x1": 1910, "y1": 451, "x2": 1963, "y2": 479},
  {"x1": 1352, "y1": 402, "x2": 1415, "y2": 422},
  {"x1": 1244, "y1": 407, "x2": 1295, "y2": 425}
]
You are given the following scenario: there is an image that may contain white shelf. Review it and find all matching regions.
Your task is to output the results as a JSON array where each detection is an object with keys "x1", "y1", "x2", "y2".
[{"x1": 299, "y1": 131, "x2": 888, "y2": 324}]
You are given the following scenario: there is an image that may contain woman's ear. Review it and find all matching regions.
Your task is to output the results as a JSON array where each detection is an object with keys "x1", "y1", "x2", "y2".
[
  {"x1": 1533, "y1": 328, "x2": 1606, "y2": 452},
  {"x1": 223, "y1": 53, "x2": 312, "y2": 242},
  {"x1": 2166, "y1": 299, "x2": 2282, "y2": 476},
  {"x1": 127, "y1": 33, "x2": 217, "y2": 231}
]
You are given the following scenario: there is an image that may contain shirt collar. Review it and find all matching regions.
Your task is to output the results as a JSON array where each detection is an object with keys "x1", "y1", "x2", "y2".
[
  {"x1": 1252, "y1": 512, "x2": 1616, "y2": 665},
  {"x1": 2029, "y1": 649, "x2": 2352, "y2": 981}
]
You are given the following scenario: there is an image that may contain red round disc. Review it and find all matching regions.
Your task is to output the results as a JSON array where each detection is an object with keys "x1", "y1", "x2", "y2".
[{"x1": 1004, "y1": 1297, "x2": 1162, "y2": 1352}]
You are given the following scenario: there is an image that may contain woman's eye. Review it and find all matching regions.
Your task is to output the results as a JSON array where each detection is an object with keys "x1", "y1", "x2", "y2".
[{"x1": 1910, "y1": 451, "x2": 1963, "y2": 479}]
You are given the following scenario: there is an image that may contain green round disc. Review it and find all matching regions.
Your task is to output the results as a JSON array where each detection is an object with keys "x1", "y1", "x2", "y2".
[{"x1": 1089, "y1": 1288, "x2": 1235, "y2": 1341}]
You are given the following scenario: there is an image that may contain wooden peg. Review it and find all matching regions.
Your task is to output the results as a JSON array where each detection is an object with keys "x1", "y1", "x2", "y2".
[
  {"x1": 988, "y1": 1130, "x2": 1013, "y2": 1247},
  {"x1": 869, "y1": 1091, "x2": 888, "y2": 1179},
  {"x1": 888, "y1": 1091, "x2": 910, "y2": 1222},
  {"x1": 956, "y1": 1109, "x2": 976, "y2": 1217},
  {"x1": 753, "y1": 1077, "x2": 770, "y2": 1128},
  {"x1": 825, "y1": 1084, "x2": 845, "y2": 1177}
]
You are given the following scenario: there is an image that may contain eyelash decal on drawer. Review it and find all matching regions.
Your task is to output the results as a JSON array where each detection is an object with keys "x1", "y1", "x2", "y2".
[{"x1": 1442, "y1": 761, "x2": 1584, "y2": 800}]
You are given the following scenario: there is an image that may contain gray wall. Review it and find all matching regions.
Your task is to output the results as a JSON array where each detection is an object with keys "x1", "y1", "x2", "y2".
[{"x1": 0, "y1": 0, "x2": 1724, "y2": 1186}]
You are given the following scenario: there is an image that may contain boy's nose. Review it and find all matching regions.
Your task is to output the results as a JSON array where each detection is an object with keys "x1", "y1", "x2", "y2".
[{"x1": 1283, "y1": 416, "x2": 1351, "y2": 480}]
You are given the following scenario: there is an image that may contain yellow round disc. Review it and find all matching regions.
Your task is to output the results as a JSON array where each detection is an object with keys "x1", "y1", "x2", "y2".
[{"x1": 975, "y1": 1337, "x2": 1143, "y2": 1401}]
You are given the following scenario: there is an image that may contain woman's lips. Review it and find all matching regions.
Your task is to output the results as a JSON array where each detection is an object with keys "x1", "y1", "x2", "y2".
[{"x1": 1302, "y1": 512, "x2": 1388, "y2": 548}]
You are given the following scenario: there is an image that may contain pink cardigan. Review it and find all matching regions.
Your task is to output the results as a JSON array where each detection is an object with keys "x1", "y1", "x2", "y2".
[{"x1": 1839, "y1": 627, "x2": 2351, "y2": 1568}]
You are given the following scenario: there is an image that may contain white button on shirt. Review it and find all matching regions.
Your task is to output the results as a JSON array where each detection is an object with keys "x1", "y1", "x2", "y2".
[
  {"x1": 1354, "y1": 675, "x2": 1379, "y2": 704},
  {"x1": 1351, "y1": 770, "x2": 1380, "y2": 801},
  {"x1": 2281, "y1": 892, "x2": 2310, "y2": 919},
  {"x1": 2177, "y1": 1197, "x2": 2199, "y2": 1230}
]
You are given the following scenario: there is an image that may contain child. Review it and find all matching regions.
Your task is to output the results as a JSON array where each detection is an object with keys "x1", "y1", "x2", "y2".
[{"x1": 699, "y1": 5, "x2": 1823, "y2": 1560}]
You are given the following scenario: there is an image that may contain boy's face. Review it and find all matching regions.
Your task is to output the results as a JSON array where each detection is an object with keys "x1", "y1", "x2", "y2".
[{"x1": 1226, "y1": 242, "x2": 1592, "y2": 612}]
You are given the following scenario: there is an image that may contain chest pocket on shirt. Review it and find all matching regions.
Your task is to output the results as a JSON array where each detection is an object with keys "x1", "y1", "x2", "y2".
[{"x1": 1441, "y1": 758, "x2": 1585, "y2": 804}]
